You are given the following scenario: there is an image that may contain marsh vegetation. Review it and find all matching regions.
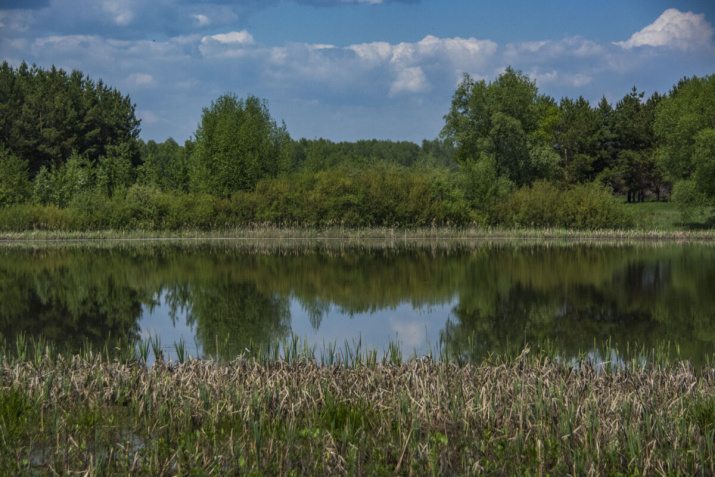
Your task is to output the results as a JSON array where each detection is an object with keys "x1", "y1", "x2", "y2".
[{"x1": 2, "y1": 336, "x2": 714, "y2": 475}]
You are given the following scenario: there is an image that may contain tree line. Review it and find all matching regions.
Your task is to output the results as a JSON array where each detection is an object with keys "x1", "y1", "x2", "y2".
[{"x1": 0, "y1": 61, "x2": 713, "y2": 230}]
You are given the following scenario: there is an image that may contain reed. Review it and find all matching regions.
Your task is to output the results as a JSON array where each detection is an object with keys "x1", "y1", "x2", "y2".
[
  {"x1": 2, "y1": 224, "x2": 715, "y2": 243},
  {"x1": 1, "y1": 337, "x2": 714, "y2": 475}
]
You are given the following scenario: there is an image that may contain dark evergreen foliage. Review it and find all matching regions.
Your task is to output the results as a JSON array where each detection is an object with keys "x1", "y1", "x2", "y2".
[{"x1": 0, "y1": 61, "x2": 141, "y2": 174}]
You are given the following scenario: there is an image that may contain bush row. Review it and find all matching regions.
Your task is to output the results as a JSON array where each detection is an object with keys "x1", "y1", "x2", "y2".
[{"x1": 0, "y1": 171, "x2": 634, "y2": 231}]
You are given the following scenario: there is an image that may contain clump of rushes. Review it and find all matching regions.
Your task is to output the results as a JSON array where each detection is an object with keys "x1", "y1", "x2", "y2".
[{"x1": 1, "y1": 340, "x2": 714, "y2": 476}]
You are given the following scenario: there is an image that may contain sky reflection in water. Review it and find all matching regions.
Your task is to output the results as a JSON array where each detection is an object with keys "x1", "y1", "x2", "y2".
[{"x1": 1, "y1": 241, "x2": 714, "y2": 366}]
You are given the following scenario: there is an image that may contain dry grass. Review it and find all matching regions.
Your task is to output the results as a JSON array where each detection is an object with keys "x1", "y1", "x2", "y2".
[
  {"x1": 2, "y1": 343, "x2": 714, "y2": 476},
  {"x1": 2, "y1": 224, "x2": 715, "y2": 244}
]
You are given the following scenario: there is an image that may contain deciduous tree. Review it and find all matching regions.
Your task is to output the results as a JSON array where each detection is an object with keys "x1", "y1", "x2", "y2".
[{"x1": 190, "y1": 94, "x2": 290, "y2": 196}]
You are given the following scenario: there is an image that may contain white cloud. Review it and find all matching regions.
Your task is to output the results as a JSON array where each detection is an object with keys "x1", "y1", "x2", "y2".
[
  {"x1": 199, "y1": 30, "x2": 255, "y2": 58},
  {"x1": 0, "y1": 9, "x2": 34, "y2": 32},
  {"x1": 308, "y1": 44, "x2": 336, "y2": 51},
  {"x1": 531, "y1": 69, "x2": 593, "y2": 88},
  {"x1": 205, "y1": 30, "x2": 254, "y2": 45},
  {"x1": 9, "y1": 14, "x2": 713, "y2": 145},
  {"x1": 102, "y1": 0, "x2": 134, "y2": 26},
  {"x1": 505, "y1": 37, "x2": 603, "y2": 62},
  {"x1": 349, "y1": 41, "x2": 393, "y2": 65},
  {"x1": 128, "y1": 72, "x2": 154, "y2": 86},
  {"x1": 193, "y1": 14, "x2": 210, "y2": 27},
  {"x1": 390, "y1": 35, "x2": 497, "y2": 68},
  {"x1": 350, "y1": 35, "x2": 497, "y2": 69},
  {"x1": 33, "y1": 34, "x2": 104, "y2": 54},
  {"x1": 615, "y1": 8, "x2": 714, "y2": 51},
  {"x1": 390, "y1": 66, "x2": 429, "y2": 96}
]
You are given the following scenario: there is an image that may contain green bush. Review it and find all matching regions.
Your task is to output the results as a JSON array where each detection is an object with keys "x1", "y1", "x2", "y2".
[
  {"x1": 0, "y1": 203, "x2": 72, "y2": 231},
  {"x1": 498, "y1": 181, "x2": 634, "y2": 229},
  {"x1": 0, "y1": 170, "x2": 636, "y2": 231}
]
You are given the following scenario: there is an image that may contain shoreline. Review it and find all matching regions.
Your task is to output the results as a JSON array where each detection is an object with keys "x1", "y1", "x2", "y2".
[{"x1": 1, "y1": 225, "x2": 715, "y2": 243}]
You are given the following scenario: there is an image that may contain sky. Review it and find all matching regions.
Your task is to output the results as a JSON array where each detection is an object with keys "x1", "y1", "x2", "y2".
[{"x1": 1, "y1": 0, "x2": 714, "y2": 144}]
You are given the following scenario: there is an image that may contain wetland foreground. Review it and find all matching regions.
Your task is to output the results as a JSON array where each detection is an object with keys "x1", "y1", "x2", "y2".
[{"x1": 1, "y1": 342, "x2": 714, "y2": 475}]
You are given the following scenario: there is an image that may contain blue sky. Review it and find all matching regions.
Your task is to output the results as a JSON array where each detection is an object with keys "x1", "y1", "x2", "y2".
[{"x1": 1, "y1": 0, "x2": 714, "y2": 144}]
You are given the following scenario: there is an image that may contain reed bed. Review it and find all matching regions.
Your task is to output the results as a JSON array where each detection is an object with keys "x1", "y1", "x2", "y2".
[
  {"x1": 2, "y1": 338, "x2": 714, "y2": 476},
  {"x1": 2, "y1": 224, "x2": 715, "y2": 243}
]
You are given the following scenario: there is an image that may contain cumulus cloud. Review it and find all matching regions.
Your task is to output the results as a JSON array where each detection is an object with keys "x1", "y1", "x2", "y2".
[
  {"x1": 346, "y1": 35, "x2": 497, "y2": 97},
  {"x1": 389, "y1": 35, "x2": 498, "y2": 69},
  {"x1": 390, "y1": 66, "x2": 428, "y2": 95},
  {"x1": 348, "y1": 41, "x2": 393, "y2": 65},
  {"x1": 615, "y1": 8, "x2": 714, "y2": 51}
]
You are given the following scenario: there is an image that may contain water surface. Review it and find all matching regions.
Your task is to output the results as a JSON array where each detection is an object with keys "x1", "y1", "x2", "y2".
[{"x1": 1, "y1": 240, "x2": 713, "y2": 366}]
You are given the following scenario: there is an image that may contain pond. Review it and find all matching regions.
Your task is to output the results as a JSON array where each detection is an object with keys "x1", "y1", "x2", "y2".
[{"x1": 1, "y1": 240, "x2": 714, "y2": 366}]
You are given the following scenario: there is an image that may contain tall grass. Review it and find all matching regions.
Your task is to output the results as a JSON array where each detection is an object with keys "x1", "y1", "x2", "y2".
[{"x1": 1, "y1": 334, "x2": 714, "y2": 475}]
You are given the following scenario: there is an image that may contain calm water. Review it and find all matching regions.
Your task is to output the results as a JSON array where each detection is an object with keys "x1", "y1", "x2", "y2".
[{"x1": 1, "y1": 241, "x2": 714, "y2": 365}]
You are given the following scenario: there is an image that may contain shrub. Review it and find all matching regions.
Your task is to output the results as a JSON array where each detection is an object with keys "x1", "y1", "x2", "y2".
[{"x1": 498, "y1": 181, "x2": 634, "y2": 229}]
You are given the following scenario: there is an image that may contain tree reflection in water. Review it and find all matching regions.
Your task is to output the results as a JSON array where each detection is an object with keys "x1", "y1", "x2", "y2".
[{"x1": 0, "y1": 242, "x2": 713, "y2": 365}]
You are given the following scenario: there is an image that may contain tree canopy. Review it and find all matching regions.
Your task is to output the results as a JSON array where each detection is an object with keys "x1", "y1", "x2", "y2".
[
  {"x1": 441, "y1": 67, "x2": 559, "y2": 188},
  {"x1": 655, "y1": 75, "x2": 715, "y2": 206},
  {"x1": 190, "y1": 94, "x2": 291, "y2": 197},
  {"x1": 0, "y1": 61, "x2": 141, "y2": 173}
]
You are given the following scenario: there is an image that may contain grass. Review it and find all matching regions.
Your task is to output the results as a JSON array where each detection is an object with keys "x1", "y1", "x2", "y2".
[
  {"x1": 630, "y1": 200, "x2": 714, "y2": 231},
  {"x1": 1, "y1": 336, "x2": 714, "y2": 475},
  {"x1": 1, "y1": 222, "x2": 715, "y2": 244}
]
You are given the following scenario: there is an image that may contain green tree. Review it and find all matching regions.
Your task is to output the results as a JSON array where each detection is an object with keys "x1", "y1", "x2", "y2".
[
  {"x1": 0, "y1": 144, "x2": 30, "y2": 206},
  {"x1": 96, "y1": 143, "x2": 135, "y2": 197},
  {"x1": 138, "y1": 138, "x2": 190, "y2": 192},
  {"x1": 593, "y1": 97, "x2": 620, "y2": 188},
  {"x1": 555, "y1": 96, "x2": 599, "y2": 183},
  {"x1": 612, "y1": 87, "x2": 662, "y2": 202},
  {"x1": 693, "y1": 128, "x2": 715, "y2": 201},
  {"x1": 0, "y1": 62, "x2": 140, "y2": 175},
  {"x1": 655, "y1": 75, "x2": 715, "y2": 205},
  {"x1": 441, "y1": 67, "x2": 555, "y2": 187},
  {"x1": 190, "y1": 94, "x2": 290, "y2": 196},
  {"x1": 655, "y1": 75, "x2": 715, "y2": 182},
  {"x1": 56, "y1": 152, "x2": 95, "y2": 206}
]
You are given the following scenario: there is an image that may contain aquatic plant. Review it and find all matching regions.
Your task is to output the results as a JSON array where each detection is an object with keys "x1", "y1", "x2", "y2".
[{"x1": 1, "y1": 337, "x2": 713, "y2": 475}]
